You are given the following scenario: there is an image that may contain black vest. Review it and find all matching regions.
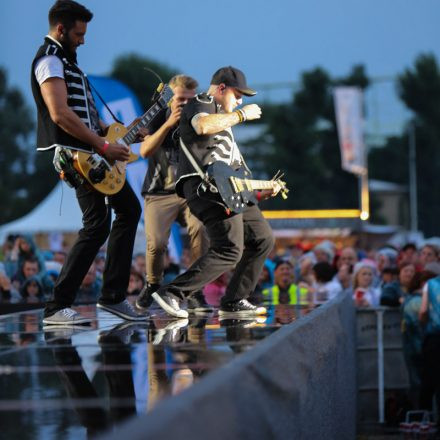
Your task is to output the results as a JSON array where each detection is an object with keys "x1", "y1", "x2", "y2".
[
  {"x1": 31, "y1": 37, "x2": 100, "y2": 152},
  {"x1": 175, "y1": 93, "x2": 243, "y2": 196}
]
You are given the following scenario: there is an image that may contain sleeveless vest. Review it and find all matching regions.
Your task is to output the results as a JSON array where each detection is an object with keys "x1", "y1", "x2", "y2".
[{"x1": 31, "y1": 36, "x2": 100, "y2": 152}]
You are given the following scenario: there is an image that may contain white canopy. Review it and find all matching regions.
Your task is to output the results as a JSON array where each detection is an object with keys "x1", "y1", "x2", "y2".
[{"x1": 0, "y1": 182, "x2": 83, "y2": 241}]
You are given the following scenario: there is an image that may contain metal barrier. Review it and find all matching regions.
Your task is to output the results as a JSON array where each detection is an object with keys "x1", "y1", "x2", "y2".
[
  {"x1": 356, "y1": 307, "x2": 409, "y2": 423},
  {"x1": 102, "y1": 292, "x2": 356, "y2": 440}
]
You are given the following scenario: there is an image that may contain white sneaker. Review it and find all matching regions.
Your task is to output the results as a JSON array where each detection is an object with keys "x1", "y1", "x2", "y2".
[{"x1": 152, "y1": 291, "x2": 189, "y2": 319}]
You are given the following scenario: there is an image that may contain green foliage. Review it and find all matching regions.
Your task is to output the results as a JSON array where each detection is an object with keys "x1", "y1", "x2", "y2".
[
  {"x1": 0, "y1": 67, "x2": 57, "y2": 226},
  {"x1": 110, "y1": 53, "x2": 178, "y2": 110},
  {"x1": 369, "y1": 54, "x2": 440, "y2": 235}
]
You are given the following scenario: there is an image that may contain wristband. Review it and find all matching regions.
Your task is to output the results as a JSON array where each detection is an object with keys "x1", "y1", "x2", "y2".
[
  {"x1": 236, "y1": 108, "x2": 247, "y2": 123},
  {"x1": 101, "y1": 140, "x2": 110, "y2": 154}
]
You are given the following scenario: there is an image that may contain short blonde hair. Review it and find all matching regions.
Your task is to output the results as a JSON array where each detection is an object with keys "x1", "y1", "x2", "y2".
[{"x1": 169, "y1": 74, "x2": 198, "y2": 90}]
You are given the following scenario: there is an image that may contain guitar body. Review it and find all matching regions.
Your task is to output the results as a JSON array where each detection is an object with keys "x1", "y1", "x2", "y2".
[
  {"x1": 73, "y1": 83, "x2": 174, "y2": 195},
  {"x1": 74, "y1": 123, "x2": 138, "y2": 195},
  {"x1": 206, "y1": 161, "x2": 257, "y2": 214}
]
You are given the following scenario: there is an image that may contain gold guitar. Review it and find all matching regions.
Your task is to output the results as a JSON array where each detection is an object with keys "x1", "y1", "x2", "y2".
[{"x1": 73, "y1": 84, "x2": 174, "y2": 195}]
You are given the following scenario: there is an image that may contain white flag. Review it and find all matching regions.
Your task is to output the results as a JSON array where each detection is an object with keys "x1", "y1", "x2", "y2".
[{"x1": 333, "y1": 87, "x2": 366, "y2": 175}]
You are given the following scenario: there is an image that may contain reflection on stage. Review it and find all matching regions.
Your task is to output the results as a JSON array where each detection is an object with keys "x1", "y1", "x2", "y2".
[{"x1": 0, "y1": 302, "x2": 311, "y2": 439}]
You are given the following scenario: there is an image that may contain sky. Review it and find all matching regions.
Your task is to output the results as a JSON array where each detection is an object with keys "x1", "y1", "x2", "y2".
[{"x1": 1, "y1": 0, "x2": 440, "y2": 135}]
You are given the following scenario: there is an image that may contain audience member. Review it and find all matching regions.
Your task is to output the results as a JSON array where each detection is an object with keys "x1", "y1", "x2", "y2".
[
  {"x1": 398, "y1": 243, "x2": 419, "y2": 267},
  {"x1": 20, "y1": 276, "x2": 45, "y2": 303},
  {"x1": 263, "y1": 260, "x2": 308, "y2": 305},
  {"x1": 418, "y1": 244, "x2": 439, "y2": 269},
  {"x1": 380, "y1": 263, "x2": 416, "y2": 307},
  {"x1": 127, "y1": 268, "x2": 145, "y2": 297},
  {"x1": 402, "y1": 268, "x2": 439, "y2": 409},
  {"x1": 313, "y1": 240, "x2": 335, "y2": 265},
  {"x1": 75, "y1": 263, "x2": 101, "y2": 304},
  {"x1": 203, "y1": 273, "x2": 228, "y2": 306},
  {"x1": 351, "y1": 261, "x2": 380, "y2": 307},
  {"x1": 418, "y1": 271, "x2": 440, "y2": 420}
]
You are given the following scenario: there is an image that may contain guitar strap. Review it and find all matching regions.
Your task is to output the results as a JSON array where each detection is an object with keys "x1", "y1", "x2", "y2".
[
  {"x1": 86, "y1": 76, "x2": 123, "y2": 125},
  {"x1": 179, "y1": 138, "x2": 218, "y2": 193}
]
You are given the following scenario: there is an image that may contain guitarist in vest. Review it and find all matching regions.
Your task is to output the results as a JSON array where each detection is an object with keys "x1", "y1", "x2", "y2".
[
  {"x1": 31, "y1": 0, "x2": 145, "y2": 325},
  {"x1": 151, "y1": 66, "x2": 278, "y2": 319},
  {"x1": 135, "y1": 75, "x2": 210, "y2": 314}
]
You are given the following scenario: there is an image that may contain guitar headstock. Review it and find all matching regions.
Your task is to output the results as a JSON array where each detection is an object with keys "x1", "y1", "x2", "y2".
[
  {"x1": 273, "y1": 178, "x2": 289, "y2": 200},
  {"x1": 157, "y1": 84, "x2": 174, "y2": 107},
  {"x1": 270, "y1": 170, "x2": 289, "y2": 200}
]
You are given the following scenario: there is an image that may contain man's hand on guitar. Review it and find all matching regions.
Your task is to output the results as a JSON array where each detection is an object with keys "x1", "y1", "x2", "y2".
[
  {"x1": 258, "y1": 189, "x2": 275, "y2": 201},
  {"x1": 101, "y1": 142, "x2": 130, "y2": 162},
  {"x1": 241, "y1": 104, "x2": 262, "y2": 121}
]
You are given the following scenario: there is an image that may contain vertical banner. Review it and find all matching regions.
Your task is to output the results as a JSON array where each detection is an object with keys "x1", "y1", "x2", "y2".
[{"x1": 333, "y1": 87, "x2": 366, "y2": 175}]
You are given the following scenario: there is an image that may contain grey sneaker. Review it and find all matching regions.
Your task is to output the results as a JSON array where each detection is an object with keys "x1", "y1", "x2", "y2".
[
  {"x1": 42, "y1": 308, "x2": 92, "y2": 326},
  {"x1": 151, "y1": 291, "x2": 189, "y2": 319},
  {"x1": 97, "y1": 299, "x2": 148, "y2": 321}
]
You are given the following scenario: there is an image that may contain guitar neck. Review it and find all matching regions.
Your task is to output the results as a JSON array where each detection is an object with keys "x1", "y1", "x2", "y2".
[
  {"x1": 230, "y1": 175, "x2": 275, "y2": 194},
  {"x1": 122, "y1": 99, "x2": 166, "y2": 145},
  {"x1": 246, "y1": 179, "x2": 275, "y2": 191}
]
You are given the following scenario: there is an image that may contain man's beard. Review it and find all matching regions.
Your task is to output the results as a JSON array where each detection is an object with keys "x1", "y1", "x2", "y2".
[{"x1": 60, "y1": 36, "x2": 78, "y2": 64}]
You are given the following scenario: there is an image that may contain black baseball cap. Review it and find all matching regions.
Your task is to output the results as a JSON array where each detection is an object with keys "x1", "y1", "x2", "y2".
[{"x1": 210, "y1": 66, "x2": 257, "y2": 96}]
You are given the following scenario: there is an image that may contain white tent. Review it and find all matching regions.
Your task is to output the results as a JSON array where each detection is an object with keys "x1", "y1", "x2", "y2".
[
  {"x1": 0, "y1": 182, "x2": 83, "y2": 241},
  {"x1": 0, "y1": 182, "x2": 148, "y2": 256}
]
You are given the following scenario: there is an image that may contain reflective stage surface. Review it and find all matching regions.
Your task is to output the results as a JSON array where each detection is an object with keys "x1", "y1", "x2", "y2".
[{"x1": 0, "y1": 302, "x2": 308, "y2": 439}]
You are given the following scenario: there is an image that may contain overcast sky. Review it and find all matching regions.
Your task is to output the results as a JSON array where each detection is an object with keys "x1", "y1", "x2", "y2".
[{"x1": 1, "y1": 0, "x2": 439, "y2": 133}]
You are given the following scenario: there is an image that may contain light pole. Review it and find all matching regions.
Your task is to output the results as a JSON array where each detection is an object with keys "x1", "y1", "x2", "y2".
[{"x1": 408, "y1": 122, "x2": 418, "y2": 232}]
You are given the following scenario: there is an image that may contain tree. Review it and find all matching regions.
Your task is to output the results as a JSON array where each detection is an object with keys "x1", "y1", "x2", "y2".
[
  {"x1": 110, "y1": 53, "x2": 178, "y2": 110},
  {"x1": 369, "y1": 54, "x2": 440, "y2": 235},
  {"x1": 0, "y1": 67, "x2": 57, "y2": 225},
  {"x1": 244, "y1": 65, "x2": 370, "y2": 211}
]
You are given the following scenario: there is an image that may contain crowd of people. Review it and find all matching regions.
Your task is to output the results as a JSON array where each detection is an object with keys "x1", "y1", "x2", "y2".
[{"x1": 2, "y1": 232, "x2": 439, "y2": 418}]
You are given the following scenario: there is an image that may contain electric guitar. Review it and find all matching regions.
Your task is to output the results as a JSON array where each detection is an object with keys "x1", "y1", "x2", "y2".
[
  {"x1": 73, "y1": 84, "x2": 174, "y2": 195},
  {"x1": 205, "y1": 161, "x2": 289, "y2": 214}
]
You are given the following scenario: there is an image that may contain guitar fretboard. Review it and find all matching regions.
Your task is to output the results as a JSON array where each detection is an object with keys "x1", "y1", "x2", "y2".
[
  {"x1": 246, "y1": 179, "x2": 275, "y2": 190},
  {"x1": 122, "y1": 87, "x2": 173, "y2": 145}
]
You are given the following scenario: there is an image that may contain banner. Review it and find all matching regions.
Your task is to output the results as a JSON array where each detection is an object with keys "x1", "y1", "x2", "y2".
[{"x1": 333, "y1": 86, "x2": 366, "y2": 175}]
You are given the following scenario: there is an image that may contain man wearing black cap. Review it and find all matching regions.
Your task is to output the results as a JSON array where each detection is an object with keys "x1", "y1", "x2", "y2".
[{"x1": 151, "y1": 66, "x2": 276, "y2": 319}]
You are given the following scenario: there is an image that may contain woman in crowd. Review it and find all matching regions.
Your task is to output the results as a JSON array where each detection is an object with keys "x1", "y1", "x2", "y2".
[
  {"x1": 380, "y1": 262, "x2": 416, "y2": 307},
  {"x1": 351, "y1": 261, "x2": 381, "y2": 307},
  {"x1": 19, "y1": 276, "x2": 45, "y2": 303}
]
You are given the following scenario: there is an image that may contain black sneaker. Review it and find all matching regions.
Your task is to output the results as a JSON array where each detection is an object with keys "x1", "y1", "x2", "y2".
[
  {"x1": 187, "y1": 291, "x2": 214, "y2": 314},
  {"x1": 151, "y1": 290, "x2": 189, "y2": 319},
  {"x1": 219, "y1": 299, "x2": 267, "y2": 317},
  {"x1": 136, "y1": 283, "x2": 160, "y2": 311}
]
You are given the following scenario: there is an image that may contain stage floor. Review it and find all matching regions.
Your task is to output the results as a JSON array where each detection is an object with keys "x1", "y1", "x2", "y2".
[{"x1": 0, "y1": 302, "x2": 307, "y2": 439}]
